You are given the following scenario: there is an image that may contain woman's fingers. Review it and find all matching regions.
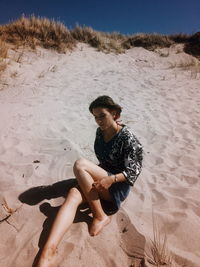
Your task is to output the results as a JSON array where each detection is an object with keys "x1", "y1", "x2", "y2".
[
  {"x1": 92, "y1": 176, "x2": 111, "y2": 191},
  {"x1": 92, "y1": 182, "x2": 104, "y2": 191},
  {"x1": 92, "y1": 182, "x2": 100, "y2": 189}
]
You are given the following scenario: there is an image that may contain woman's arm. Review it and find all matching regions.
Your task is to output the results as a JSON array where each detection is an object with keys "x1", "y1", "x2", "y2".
[
  {"x1": 93, "y1": 172, "x2": 126, "y2": 191},
  {"x1": 110, "y1": 173, "x2": 126, "y2": 183},
  {"x1": 121, "y1": 135, "x2": 143, "y2": 186}
]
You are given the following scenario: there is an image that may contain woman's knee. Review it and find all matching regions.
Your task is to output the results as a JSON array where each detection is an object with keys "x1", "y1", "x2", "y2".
[
  {"x1": 66, "y1": 187, "x2": 83, "y2": 203},
  {"x1": 73, "y1": 158, "x2": 88, "y2": 173}
]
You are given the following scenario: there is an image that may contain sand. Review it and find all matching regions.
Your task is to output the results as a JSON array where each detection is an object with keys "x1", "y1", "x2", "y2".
[{"x1": 0, "y1": 43, "x2": 200, "y2": 266}]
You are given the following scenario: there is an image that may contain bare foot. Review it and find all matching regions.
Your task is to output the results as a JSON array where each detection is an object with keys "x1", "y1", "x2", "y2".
[
  {"x1": 37, "y1": 246, "x2": 57, "y2": 267},
  {"x1": 89, "y1": 215, "x2": 111, "y2": 236}
]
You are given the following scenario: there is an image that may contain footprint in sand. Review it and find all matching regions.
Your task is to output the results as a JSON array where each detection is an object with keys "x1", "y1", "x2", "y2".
[
  {"x1": 139, "y1": 193, "x2": 145, "y2": 202},
  {"x1": 150, "y1": 156, "x2": 164, "y2": 165},
  {"x1": 163, "y1": 221, "x2": 180, "y2": 234},
  {"x1": 179, "y1": 155, "x2": 197, "y2": 167},
  {"x1": 162, "y1": 210, "x2": 188, "y2": 235},
  {"x1": 172, "y1": 211, "x2": 187, "y2": 219},
  {"x1": 165, "y1": 187, "x2": 189, "y2": 197},
  {"x1": 151, "y1": 188, "x2": 166, "y2": 204},
  {"x1": 190, "y1": 204, "x2": 200, "y2": 217},
  {"x1": 181, "y1": 175, "x2": 198, "y2": 185},
  {"x1": 56, "y1": 242, "x2": 75, "y2": 265},
  {"x1": 171, "y1": 197, "x2": 188, "y2": 210}
]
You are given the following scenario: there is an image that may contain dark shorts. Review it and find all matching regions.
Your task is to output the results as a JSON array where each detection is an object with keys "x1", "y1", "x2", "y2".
[{"x1": 100, "y1": 172, "x2": 131, "y2": 215}]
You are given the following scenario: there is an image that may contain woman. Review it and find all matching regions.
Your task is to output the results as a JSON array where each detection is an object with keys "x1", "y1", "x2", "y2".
[{"x1": 37, "y1": 95, "x2": 143, "y2": 266}]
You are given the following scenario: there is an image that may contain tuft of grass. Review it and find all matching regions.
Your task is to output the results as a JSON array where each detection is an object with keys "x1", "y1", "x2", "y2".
[
  {"x1": 0, "y1": 38, "x2": 8, "y2": 58},
  {"x1": 168, "y1": 56, "x2": 200, "y2": 79},
  {"x1": 71, "y1": 25, "x2": 105, "y2": 48},
  {"x1": 122, "y1": 33, "x2": 174, "y2": 51},
  {"x1": 103, "y1": 31, "x2": 127, "y2": 41},
  {"x1": 0, "y1": 38, "x2": 8, "y2": 72},
  {"x1": 0, "y1": 15, "x2": 76, "y2": 52},
  {"x1": 71, "y1": 25, "x2": 125, "y2": 53},
  {"x1": 169, "y1": 33, "x2": 190, "y2": 44},
  {"x1": 145, "y1": 214, "x2": 172, "y2": 266},
  {"x1": 184, "y1": 32, "x2": 200, "y2": 58}
]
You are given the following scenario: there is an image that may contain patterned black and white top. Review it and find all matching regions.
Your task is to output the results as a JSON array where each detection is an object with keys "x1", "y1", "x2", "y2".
[{"x1": 94, "y1": 125, "x2": 143, "y2": 186}]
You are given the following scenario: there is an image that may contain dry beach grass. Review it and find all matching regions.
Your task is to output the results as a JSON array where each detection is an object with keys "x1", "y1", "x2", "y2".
[
  {"x1": 0, "y1": 16, "x2": 199, "y2": 79},
  {"x1": 0, "y1": 38, "x2": 8, "y2": 72},
  {"x1": 0, "y1": 15, "x2": 199, "y2": 78},
  {"x1": 0, "y1": 15, "x2": 199, "y2": 57},
  {"x1": 0, "y1": 15, "x2": 76, "y2": 52}
]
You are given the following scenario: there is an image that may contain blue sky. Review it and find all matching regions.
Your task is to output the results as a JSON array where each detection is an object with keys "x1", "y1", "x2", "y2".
[{"x1": 0, "y1": 0, "x2": 199, "y2": 35}]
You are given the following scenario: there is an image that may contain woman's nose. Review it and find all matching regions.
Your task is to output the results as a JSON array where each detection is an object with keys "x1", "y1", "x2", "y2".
[{"x1": 95, "y1": 117, "x2": 102, "y2": 122}]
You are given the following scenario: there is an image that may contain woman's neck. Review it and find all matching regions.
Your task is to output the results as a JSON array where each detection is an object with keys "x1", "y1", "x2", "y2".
[{"x1": 102, "y1": 122, "x2": 122, "y2": 142}]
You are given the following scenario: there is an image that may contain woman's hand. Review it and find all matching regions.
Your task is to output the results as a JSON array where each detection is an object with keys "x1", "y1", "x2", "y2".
[{"x1": 92, "y1": 176, "x2": 113, "y2": 191}]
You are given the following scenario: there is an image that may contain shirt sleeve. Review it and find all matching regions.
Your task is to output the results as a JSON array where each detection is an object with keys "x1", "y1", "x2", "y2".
[{"x1": 122, "y1": 135, "x2": 143, "y2": 186}]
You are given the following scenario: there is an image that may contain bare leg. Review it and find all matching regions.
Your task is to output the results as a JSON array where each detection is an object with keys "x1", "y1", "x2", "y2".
[
  {"x1": 37, "y1": 187, "x2": 85, "y2": 267},
  {"x1": 37, "y1": 158, "x2": 113, "y2": 266},
  {"x1": 73, "y1": 158, "x2": 112, "y2": 236}
]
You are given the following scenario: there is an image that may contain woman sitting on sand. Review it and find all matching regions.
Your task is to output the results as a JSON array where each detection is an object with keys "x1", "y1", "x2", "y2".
[{"x1": 38, "y1": 95, "x2": 143, "y2": 266}]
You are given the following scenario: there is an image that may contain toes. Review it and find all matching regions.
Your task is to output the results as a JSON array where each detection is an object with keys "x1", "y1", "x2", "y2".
[{"x1": 89, "y1": 217, "x2": 111, "y2": 236}]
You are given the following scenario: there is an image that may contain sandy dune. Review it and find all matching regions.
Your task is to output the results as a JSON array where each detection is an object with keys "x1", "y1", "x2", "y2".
[{"x1": 0, "y1": 43, "x2": 200, "y2": 266}]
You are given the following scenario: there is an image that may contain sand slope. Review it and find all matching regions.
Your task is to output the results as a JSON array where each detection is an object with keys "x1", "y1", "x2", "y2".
[{"x1": 0, "y1": 43, "x2": 200, "y2": 266}]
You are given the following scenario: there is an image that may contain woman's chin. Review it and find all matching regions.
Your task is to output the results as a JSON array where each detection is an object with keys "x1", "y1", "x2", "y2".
[{"x1": 100, "y1": 125, "x2": 107, "y2": 131}]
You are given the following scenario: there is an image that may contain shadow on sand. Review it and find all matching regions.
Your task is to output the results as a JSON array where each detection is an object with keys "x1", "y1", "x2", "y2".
[
  {"x1": 18, "y1": 178, "x2": 117, "y2": 266},
  {"x1": 18, "y1": 179, "x2": 92, "y2": 266}
]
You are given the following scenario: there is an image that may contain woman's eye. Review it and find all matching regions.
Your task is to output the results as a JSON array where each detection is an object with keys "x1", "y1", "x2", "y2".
[{"x1": 95, "y1": 114, "x2": 105, "y2": 120}]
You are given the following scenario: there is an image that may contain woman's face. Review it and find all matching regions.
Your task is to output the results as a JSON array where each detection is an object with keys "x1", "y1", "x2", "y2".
[{"x1": 92, "y1": 107, "x2": 116, "y2": 130}]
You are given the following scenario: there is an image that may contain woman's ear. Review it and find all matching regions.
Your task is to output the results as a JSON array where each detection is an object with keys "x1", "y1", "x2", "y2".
[
  {"x1": 111, "y1": 110, "x2": 119, "y2": 120},
  {"x1": 112, "y1": 112, "x2": 116, "y2": 119}
]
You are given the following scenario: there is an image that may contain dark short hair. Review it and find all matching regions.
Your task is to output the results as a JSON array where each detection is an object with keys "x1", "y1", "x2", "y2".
[{"x1": 89, "y1": 95, "x2": 122, "y2": 119}]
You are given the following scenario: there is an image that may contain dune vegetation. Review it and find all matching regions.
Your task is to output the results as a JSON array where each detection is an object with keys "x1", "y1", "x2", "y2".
[
  {"x1": 0, "y1": 15, "x2": 199, "y2": 56},
  {"x1": 0, "y1": 38, "x2": 8, "y2": 72},
  {"x1": 0, "y1": 15, "x2": 199, "y2": 76}
]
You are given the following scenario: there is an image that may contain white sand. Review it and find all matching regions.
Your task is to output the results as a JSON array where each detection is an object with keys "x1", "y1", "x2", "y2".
[{"x1": 0, "y1": 43, "x2": 200, "y2": 266}]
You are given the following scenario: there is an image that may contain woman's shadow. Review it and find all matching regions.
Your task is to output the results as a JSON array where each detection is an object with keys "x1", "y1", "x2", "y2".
[{"x1": 18, "y1": 178, "x2": 117, "y2": 266}]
